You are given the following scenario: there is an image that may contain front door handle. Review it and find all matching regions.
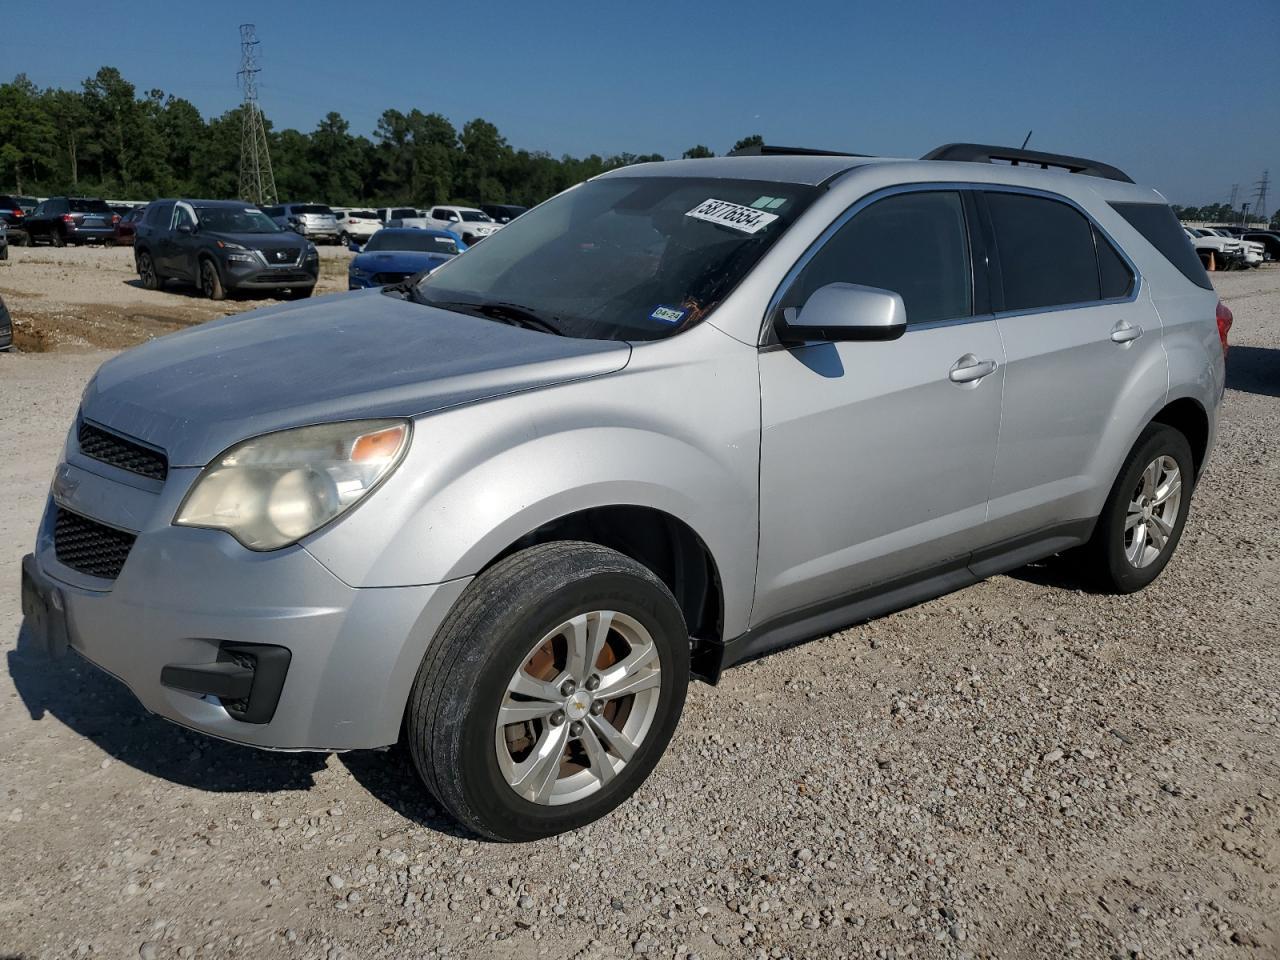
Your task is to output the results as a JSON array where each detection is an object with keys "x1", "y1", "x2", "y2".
[
  {"x1": 949, "y1": 355, "x2": 998, "y2": 383},
  {"x1": 1110, "y1": 322, "x2": 1143, "y2": 343}
]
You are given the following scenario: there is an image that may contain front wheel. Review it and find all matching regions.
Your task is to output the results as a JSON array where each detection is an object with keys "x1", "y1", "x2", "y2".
[
  {"x1": 50, "y1": 229, "x2": 64, "y2": 248},
  {"x1": 1081, "y1": 423, "x2": 1194, "y2": 593},
  {"x1": 405, "y1": 541, "x2": 689, "y2": 841},
  {"x1": 136, "y1": 251, "x2": 160, "y2": 290},
  {"x1": 199, "y1": 258, "x2": 226, "y2": 300}
]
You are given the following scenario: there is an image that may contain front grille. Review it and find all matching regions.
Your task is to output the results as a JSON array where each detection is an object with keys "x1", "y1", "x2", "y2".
[
  {"x1": 53, "y1": 508, "x2": 136, "y2": 579},
  {"x1": 372, "y1": 271, "x2": 412, "y2": 285},
  {"x1": 266, "y1": 247, "x2": 301, "y2": 264},
  {"x1": 78, "y1": 421, "x2": 168, "y2": 481}
]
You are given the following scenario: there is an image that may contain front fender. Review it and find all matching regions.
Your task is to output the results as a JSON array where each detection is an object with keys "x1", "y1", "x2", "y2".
[{"x1": 302, "y1": 326, "x2": 762, "y2": 637}]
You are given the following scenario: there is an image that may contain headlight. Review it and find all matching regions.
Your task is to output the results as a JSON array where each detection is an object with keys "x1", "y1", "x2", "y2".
[
  {"x1": 174, "y1": 419, "x2": 410, "y2": 550},
  {"x1": 305, "y1": 245, "x2": 319, "y2": 259}
]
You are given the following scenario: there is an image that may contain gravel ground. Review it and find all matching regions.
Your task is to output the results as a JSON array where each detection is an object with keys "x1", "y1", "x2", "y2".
[
  {"x1": 0, "y1": 268, "x2": 1277, "y2": 960},
  {"x1": 0, "y1": 243, "x2": 352, "y2": 351}
]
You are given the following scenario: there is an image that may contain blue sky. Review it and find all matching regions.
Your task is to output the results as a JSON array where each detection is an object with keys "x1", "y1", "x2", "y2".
[{"x1": 8, "y1": 0, "x2": 1279, "y2": 208}]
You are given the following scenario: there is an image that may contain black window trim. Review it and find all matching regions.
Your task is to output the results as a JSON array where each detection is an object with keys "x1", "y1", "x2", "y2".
[
  {"x1": 761, "y1": 181, "x2": 1142, "y2": 347},
  {"x1": 974, "y1": 185, "x2": 1141, "y2": 320}
]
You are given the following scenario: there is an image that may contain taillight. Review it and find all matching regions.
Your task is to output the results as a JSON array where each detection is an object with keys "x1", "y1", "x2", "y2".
[
  {"x1": 111, "y1": 214, "x2": 120, "y2": 224},
  {"x1": 60, "y1": 213, "x2": 75, "y2": 223},
  {"x1": 12, "y1": 208, "x2": 23, "y2": 218},
  {"x1": 1216, "y1": 301, "x2": 1233, "y2": 358}
]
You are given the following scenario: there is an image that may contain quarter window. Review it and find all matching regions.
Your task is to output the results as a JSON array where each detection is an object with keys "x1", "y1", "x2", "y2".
[
  {"x1": 1095, "y1": 227, "x2": 1134, "y2": 300},
  {"x1": 985, "y1": 192, "x2": 1100, "y2": 310},
  {"x1": 784, "y1": 191, "x2": 972, "y2": 325}
]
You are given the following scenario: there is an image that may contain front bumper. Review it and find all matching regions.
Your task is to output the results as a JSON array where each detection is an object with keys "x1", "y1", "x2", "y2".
[
  {"x1": 26, "y1": 453, "x2": 470, "y2": 750},
  {"x1": 224, "y1": 258, "x2": 319, "y2": 292}
]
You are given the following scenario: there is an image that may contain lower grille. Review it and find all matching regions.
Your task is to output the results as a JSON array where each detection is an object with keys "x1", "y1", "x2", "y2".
[
  {"x1": 53, "y1": 508, "x2": 136, "y2": 579},
  {"x1": 372, "y1": 271, "x2": 412, "y2": 285}
]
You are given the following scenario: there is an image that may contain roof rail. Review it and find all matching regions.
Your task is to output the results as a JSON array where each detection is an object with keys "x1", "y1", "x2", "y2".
[
  {"x1": 728, "y1": 143, "x2": 869, "y2": 158},
  {"x1": 921, "y1": 143, "x2": 1133, "y2": 183}
]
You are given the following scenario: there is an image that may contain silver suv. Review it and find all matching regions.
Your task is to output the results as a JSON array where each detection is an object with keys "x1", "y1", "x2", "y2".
[{"x1": 21, "y1": 143, "x2": 1229, "y2": 840}]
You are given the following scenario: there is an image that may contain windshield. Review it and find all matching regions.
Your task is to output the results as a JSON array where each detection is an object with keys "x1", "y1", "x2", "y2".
[
  {"x1": 391, "y1": 208, "x2": 417, "y2": 219},
  {"x1": 460, "y1": 210, "x2": 492, "y2": 222},
  {"x1": 414, "y1": 177, "x2": 817, "y2": 340},
  {"x1": 195, "y1": 206, "x2": 283, "y2": 234},
  {"x1": 349, "y1": 210, "x2": 377, "y2": 219},
  {"x1": 365, "y1": 231, "x2": 459, "y2": 254}
]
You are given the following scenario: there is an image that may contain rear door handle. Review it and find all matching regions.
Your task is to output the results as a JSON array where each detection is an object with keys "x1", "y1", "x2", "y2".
[
  {"x1": 1110, "y1": 322, "x2": 1143, "y2": 343},
  {"x1": 949, "y1": 355, "x2": 998, "y2": 383}
]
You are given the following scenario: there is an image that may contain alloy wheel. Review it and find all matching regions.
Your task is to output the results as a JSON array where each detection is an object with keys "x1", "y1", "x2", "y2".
[
  {"x1": 1124, "y1": 455, "x2": 1182, "y2": 568},
  {"x1": 495, "y1": 610, "x2": 662, "y2": 806}
]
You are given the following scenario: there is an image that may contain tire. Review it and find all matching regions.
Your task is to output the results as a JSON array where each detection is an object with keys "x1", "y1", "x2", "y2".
[
  {"x1": 339, "y1": 232, "x2": 350, "y2": 246},
  {"x1": 198, "y1": 257, "x2": 226, "y2": 301},
  {"x1": 405, "y1": 541, "x2": 690, "y2": 841},
  {"x1": 0, "y1": 244, "x2": 7, "y2": 261},
  {"x1": 50, "y1": 228, "x2": 64, "y2": 248},
  {"x1": 1081, "y1": 423, "x2": 1195, "y2": 593},
  {"x1": 136, "y1": 250, "x2": 160, "y2": 291}
]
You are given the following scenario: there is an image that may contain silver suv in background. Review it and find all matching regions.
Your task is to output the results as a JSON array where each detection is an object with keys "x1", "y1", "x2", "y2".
[
  {"x1": 265, "y1": 203, "x2": 341, "y2": 244},
  {"x1": 22, "y1": 143, "x2": 1228, "y2": 841}
]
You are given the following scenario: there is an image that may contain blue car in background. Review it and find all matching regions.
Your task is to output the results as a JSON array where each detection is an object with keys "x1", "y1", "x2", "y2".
[{"x1": 347, "y1": 228, "x2": 466, "y2": 289}]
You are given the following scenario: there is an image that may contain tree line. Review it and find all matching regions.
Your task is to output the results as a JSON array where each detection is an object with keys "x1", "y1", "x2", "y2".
[
  {"x1": 1171, "y1": 202, "x2": 1278, "y2": 227},
  {"x1": 0, "y1": 68, "x2": 757, "y2": 207}
]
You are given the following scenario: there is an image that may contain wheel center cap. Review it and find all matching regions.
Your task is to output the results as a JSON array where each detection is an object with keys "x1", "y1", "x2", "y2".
[{"x1": 565, "y1": 692, "x2": 591, "y2": 721}]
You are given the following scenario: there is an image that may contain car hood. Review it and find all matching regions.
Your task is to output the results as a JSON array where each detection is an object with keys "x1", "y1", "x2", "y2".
[
  {"x1": 203, "y1": 230, "x2": 308, "y2": 253},
  {"x1": 352, "y1": 250, "x2": 453, "y2": 272},
  {"x1": 81, "y1": 290, "x2": 631, "y2": 466}
]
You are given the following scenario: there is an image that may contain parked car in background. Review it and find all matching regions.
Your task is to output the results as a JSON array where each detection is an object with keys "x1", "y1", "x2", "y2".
[
  {"x1": 480, "y1": 203, "x2": 528, "y2": 224},
  {"x1": 23, "y1": 197, "x2": 119, "y2": 246},
  {"x1": 134, "y1": 200, "x2": 318, "y2": 300},
  {"x1": 1185, "y1": 227, "x2": 1244, "y2": 269},
  {"x1": 0, "y1": 290, "x2": 11, "y2": 350},
  {"x1": 337, "y1": 209, "x2": 382, "y2": 245},
  {"x1": 424, "y1": 205, "x2": 502, "y2": 244},
  {"x1": 1198, "y1": 228, "x2": 1262, "y2": 266},
  {"x1": 0, "y1": 194, "x2": 28, "y2": 227},
  {"x1": 15, "y1": 196, "x2": 39, "y2": 214},
  {"x1": 374, "y1": 206, "x2": 420, "y2": 225},
  {"x1": 0, "y1": 221, "x2": 8, "y2": 261},
  {"x1": 347, "y1": 228, "x2": 464, "y2": 289},
  {"x1": 113, "y1": 205, "x2": 147, "y2": 246},
  {"x1": 264, "y1": 203, "x2": 341, "y2": 244},
  {"x1": 1240, "y1": 231, "x2": 1280, "y2": 261}
]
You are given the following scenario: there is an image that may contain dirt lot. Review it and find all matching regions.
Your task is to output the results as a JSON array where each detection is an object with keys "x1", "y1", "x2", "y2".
[
  {"x1": 0, "y1": 262, "x2": 1277, "y2": 960},
  {"x1": 0, "y1": 243, "x2": 353, "y2": 352}
]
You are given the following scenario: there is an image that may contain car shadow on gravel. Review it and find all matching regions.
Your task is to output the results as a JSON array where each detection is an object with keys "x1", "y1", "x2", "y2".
[
  {"x1": 339, "y1": 749, "x2": 479, "y2": 841},
  {"x1": 1226, "y1": 346, "x2": 1280, "y2": 398},
  {"x1": 8, "y1": 622, "x2": 327, "y2": 793},
  {"x1": 1004, "y1": 553, "x2": 1109, "y2": 595}
]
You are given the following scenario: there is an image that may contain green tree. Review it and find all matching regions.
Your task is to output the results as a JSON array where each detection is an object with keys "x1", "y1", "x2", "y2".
[
  {"x1": 731, "y1": 134, "x2": 764, "y2": 153},
  {"x1": 682, "y1": 144, "x2": 714, "y2": 159}
]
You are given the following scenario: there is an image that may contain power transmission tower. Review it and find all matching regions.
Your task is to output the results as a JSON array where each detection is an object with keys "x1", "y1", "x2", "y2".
[
  {"x1": 237, "y1": 24, "x2": 277, "y2": 205},
  {"x1": 1253, "y1": 170, "x2": 1269, "y2": 226},
  {"x1": 1228, "y1": 183, "x2": 1239, "y2": 210}
]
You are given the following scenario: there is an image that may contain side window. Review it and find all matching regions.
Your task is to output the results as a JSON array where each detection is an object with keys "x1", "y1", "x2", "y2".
[
  {"x1": 171, "y1": 204, "x2": 195, "y2": 231},
  {"x1": 1109, "y1": 201, "x2": 1211, "y2": 291},
  {"x1": 145, "y1": 202, "x2": 173, "y2": 227},
  {"x1": 784, "y1": 191, "x2": 972, "y2": 325},
  {"x1": 985, "y1": 192, "x2": 1099, "y2": 311},
  {"x1": 1095, "y1": 228, "x2": 1134, "y2": 300},
  {"x1": 431, "y1": 208, "x2": 448, "y2": 220}
]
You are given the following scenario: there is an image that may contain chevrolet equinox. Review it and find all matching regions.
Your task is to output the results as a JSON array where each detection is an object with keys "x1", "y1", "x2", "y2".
[{"x1": 22, "y1": 143, "x2": 1229, "y2": 840}]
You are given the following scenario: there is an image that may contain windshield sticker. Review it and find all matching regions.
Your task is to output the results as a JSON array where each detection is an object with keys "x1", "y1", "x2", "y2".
[
  {"x1": 649, "y1": 305, "x2": 688, "y2": 325},
  {"x1": 686, "y1": 198, "x2": 779, "y2": 235},
  {"x1": 750, "y1": 196, "x2": 788, "y2": 210}
]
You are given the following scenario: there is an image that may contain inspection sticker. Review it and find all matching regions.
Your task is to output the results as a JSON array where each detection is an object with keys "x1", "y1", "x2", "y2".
[
  {"x1": 685, "y1": 198, "x2": 779, "y2": 234},
  {"x1": 649, "y1": 305, "x2": 688, "y2": 324}
]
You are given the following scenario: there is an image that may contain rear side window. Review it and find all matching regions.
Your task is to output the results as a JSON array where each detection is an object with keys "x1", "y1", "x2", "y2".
[
  {"x1": 1095, "y1": 228, "x2": 1134, "y2": 299},
  {"x1": 784, "y1": 190, "x2": 972, "y2": 325},
  {"x1": 985, "y1": 192, "x2": 1099, "y2": 310},
  {"x1": 1109, "y1": 201, "x2": 1213, "y2": 291}
]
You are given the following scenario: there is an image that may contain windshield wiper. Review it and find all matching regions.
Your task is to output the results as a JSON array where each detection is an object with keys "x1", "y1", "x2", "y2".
[{"x1": 426, "y1": 299, "x2": 565, "y2": 336}]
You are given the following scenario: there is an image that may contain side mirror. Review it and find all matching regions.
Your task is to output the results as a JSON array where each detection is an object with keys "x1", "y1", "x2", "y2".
[
  {"x1": 775, "y1": 283, "x2": 906, "y2": 344},
  {"x1": 348, "y1": 241, "x2": 362, "y2": 252},
  {"x1": 176, "y1": 223, "x2": 193, "y2": 235}
]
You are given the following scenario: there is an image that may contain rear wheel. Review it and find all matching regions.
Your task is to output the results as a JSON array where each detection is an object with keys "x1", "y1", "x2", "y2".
[
  {"x1": 50, "y1": 228, "x2": 64, "y2": 248},
  {"x1": 1082, "y1": 423, "x2": 1194, "y2": 593},
  {"x1": 405, "y1": 541, "x2": 689, "y2": 841},
  {"x1": 199, "y1": 258, "x2": 225, "y2": 300}
]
